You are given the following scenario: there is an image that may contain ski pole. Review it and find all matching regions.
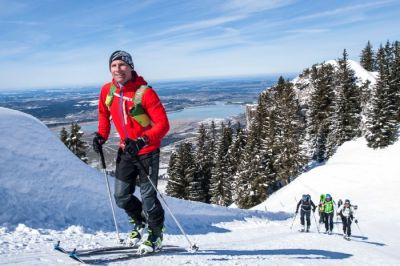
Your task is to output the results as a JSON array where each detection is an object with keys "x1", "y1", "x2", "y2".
[
  {"x1": 290, "y1": 212, "x2": 297, "y2": 230},
  {"x1": 99, "y1": 147, "x2": 123, "y2": 244},
  {"x1": 136, "y1": 159, "x2": 199, "y2": 252},
  {"x1": 312, "y1": 211, "x2": 320, "y2": 233},
  {"x1": 336, "y1": 215, "x2": 340, "y2": 235},
  {"x1": 354, "y1": 220, "x2": 364, "y2": 238}
]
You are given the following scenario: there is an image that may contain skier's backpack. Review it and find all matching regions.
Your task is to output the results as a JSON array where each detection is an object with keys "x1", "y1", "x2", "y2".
[
  {"x1": 105, "y1": 84, "x2": 151, "y2": 127},
  {"x1": 302, "y1": 194, "x2": 311, "y2": 203}
]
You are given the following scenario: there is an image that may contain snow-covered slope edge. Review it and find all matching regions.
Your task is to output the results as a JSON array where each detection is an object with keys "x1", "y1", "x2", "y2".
[
  {"x1": 0, "y1": 107, "x2": 272, "y2": 232},
  {"x1": 253, "y1": 137, "x2": 400, "y2": 257},
  {"x1": 292, "y1": 59, "x2": 377, "y2": 106}
]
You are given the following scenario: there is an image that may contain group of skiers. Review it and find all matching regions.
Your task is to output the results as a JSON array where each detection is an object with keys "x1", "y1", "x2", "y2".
[{"x1": 295, "y1": 194, "x2": 358, "y2": 240}]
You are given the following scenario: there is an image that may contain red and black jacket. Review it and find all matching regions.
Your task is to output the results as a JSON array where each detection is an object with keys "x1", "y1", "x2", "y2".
[{"x1": 97, "y1": 71, "x2": 169, "y2": 155}]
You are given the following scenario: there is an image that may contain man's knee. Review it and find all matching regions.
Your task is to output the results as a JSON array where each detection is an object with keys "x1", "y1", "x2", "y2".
[{"x1": 114, "y1": 193, "x2": 131, "y2": 209}]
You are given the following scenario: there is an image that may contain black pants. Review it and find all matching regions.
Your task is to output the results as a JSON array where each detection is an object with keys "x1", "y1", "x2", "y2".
[
  {"x1": 324, "y1": 212, "x2": 334, "y2": 231},
  {"x1": 319, "y1": 211, "x2": 325, "y2": 224},
  {"x1": 341, "y1": 216, "x2": 352, "y2": 237},
  {"x1": 114, "y1": 149, "x2": 164, "y2": 229},
  {"x1": 300, "y1": 210, "x2": 311, "y2": 227}
]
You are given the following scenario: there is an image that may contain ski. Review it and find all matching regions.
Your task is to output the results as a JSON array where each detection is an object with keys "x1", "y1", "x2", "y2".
[
  {"x1": 53, "y1": 241, "x2": 188, "y2": 264},
  {"x1": 54, "y1": 241, "x2": 136, "y2": 256}
]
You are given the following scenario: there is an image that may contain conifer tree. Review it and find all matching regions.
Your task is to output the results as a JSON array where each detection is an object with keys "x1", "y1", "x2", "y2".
[
  {"x1": 235, "y1": 92, "x2": 275, "y2": 208},
  {"x1": 209, "y1": 122, "x2": 234, "y2": 206},
  {"x1": 69, "y1": 123, "x2": 88, "y2": 163},
  {"x1": 308, "y1": 63, "x2": 336, "y2": 162},
  {"x1": 166, "y1": 152, "x2": 185, "y2": 198},
  {"x1": 360, "y1": 41, "x2": 375, "y2": 71},
  {"x1": 227, "y1": 124, "x2": 247, "y2": 201},
  {"x1": 186, "y1": 142, "x2": 204, "y2": 202},
  {"x1": 258, "y1": 91, "x2": 279, "y2": 196},
  {"x1": 273, "y1": 77, "x2": 306, "y2": 185},
  {"x1": 166, "y1": 142, "x2": 195, "y2": 199},
  {"x1": 235, "y1": 117, "x2": 263, "y2": 208},
  {"x1": 334, "y1": 49, "x2": 362, "y2": 145},
  {"x1": 366, "y1": 45, "x2": 399, "y2": 148},
  {"x1": 59, "y1": 127, "x2": 69, "y2": 147},
  {"x1": 204, "y1": 120, "x2": 217, "y2": 202},
  {"x1": 194, "y1": 123, "x2": 211, "y2": 202},
  {"x1": 391, "y1": 41, "x2": 400, "y2": 122}
]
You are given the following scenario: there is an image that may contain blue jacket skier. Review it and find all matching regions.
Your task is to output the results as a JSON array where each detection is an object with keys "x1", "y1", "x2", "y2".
[{"x1": 296, "y1": 194, "x2": 316, "y2": 232}]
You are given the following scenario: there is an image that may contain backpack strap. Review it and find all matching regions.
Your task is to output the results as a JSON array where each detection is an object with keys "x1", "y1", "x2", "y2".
[
  {"x1": 134, "y1": 85, "x2": 149, "y2": 105},
  {"x1": 105, "y1": 84, "x2": 117, "y2": 109},
  {"x1": 129, "y1": 85, "x2": 151, "y2": 127}
]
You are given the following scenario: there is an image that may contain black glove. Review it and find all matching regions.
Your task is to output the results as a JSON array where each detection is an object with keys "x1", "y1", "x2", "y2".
[
  {"x1": 313, "y1": 208, "x2": 316, "y2": 213},
  {"x1": 355, "y1": 219, "x2": 358, "y2": 224},
  {"x1": 92, "y1": 132, "x2": 106, "y2": 153},
  {"x1": 124, "y1": 137, "x2": 147, "y2": 157}
]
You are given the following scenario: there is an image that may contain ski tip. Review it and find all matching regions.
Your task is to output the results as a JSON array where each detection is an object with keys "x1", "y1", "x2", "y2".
[{"x1": 69, "y1": 250, "x2": 86, "y2": 264}]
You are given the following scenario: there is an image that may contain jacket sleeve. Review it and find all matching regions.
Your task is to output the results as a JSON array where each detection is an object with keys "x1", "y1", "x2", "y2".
[
  {"x1": 142, "y1": 88, "x2": 170, "y2": 143},
  {"x1": 296, "y1": 200, "x2": 302, "y2": 212},
  {"x1": 337, "y1": 205, "x2": 343, "y2": 215},
  {"x1": 350, "y1": 207, "x2": 356, "y2": 220},
  {"x1": 97, "y1": 84, "x2": 111, "y2": 140},
  {"x1": 311, "y1": 200, "x2": 316, "y2": 211}
]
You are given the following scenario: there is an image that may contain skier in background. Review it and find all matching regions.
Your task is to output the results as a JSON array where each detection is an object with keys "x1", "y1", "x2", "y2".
[
  {"x1": 337, "y1": 199, "x2": 358, "y2": 240},
  {"x1": 295, "y1": 194, "x2": 316, "y2": 232},
  {"x1": 322, "y1": 194, "x2": 335, "y2": 234},
  {"x1": 318, "y1": 194, "x2": 326, "y2": 224},
  {"x1": 92, "y1": 50, "x2": 170, "y2": 253}
]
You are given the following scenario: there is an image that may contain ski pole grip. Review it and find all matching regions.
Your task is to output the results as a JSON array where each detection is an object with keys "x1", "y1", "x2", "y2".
[{"x1": 99, "y1": 146, "x2": 107, "y2": 170}]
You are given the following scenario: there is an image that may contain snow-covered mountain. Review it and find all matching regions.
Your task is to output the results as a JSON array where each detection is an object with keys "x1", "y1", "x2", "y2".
[{"x1": 292, "y1": 59, "x2": 378, "y2": 106}]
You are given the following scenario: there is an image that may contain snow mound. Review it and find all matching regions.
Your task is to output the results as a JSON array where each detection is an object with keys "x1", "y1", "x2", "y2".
[
  {"x1": 0, "y1": 107, "x2": 117, "y2": 230},
  {"x1": 0, "y1": 107, "x2": 270, "y2": 233},
  {"x1": 325, "y1": 59, "x2": 378, "y2": 86}
]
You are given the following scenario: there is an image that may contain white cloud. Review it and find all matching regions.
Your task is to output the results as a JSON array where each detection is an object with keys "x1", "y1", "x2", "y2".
[
  {"x1": 220, "y1": 0, "x2": 297, "y2": 14},
  {"x1": 296, "y1": 0, "x2": 395, "y2": 21},
  {"x1": 151, "y1": 15, "x2": 246, "y2": 37}
]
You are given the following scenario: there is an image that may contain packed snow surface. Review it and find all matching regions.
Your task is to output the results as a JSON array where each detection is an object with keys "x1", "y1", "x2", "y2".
[{"x1": 1, "y1": 107, "x2": 400, "y2": 265}]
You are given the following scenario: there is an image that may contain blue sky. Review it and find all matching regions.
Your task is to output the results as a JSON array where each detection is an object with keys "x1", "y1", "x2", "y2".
[{"x1": 0, "y1": 0, "x2": 399, "y2": 90}]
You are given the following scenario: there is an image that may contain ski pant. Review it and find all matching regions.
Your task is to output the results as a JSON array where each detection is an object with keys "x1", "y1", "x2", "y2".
[
  {"x1": 341, "y1": 216, "x2": 352, "y2": 237},
  {"x1": 324, "y1": 212, "x2": 334, "y2": 231},
  {"x1": 114, "y1": 148, "x2": 164, "y2": 229},
  {"x1": 319, "y1": 211, "x2": 325, "y2": 224},
  {"x1": 300, "y1": 209, "x2": 311, "y2": 228}
]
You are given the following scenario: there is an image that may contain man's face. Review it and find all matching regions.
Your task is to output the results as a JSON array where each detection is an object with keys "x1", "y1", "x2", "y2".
[{"x1": 110, "y1": 59, "x2": 132, "y2": 85}]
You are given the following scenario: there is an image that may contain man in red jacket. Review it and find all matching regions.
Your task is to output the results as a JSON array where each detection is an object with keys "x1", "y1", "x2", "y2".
[{"x1": 92, "y1": 50, "x2": 169, "y2": 253}]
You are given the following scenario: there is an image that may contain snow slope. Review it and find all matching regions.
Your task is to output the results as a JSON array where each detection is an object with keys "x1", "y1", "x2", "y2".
[
  {"x1": 254, "y1": 137, "x2": 400, "y2": 263},
  {"x1": 1, "y1": 107, "x2": 400, "y2": 265},
  {"x1": 292, "y1": 59, "x2": 377, "y2": 106}
]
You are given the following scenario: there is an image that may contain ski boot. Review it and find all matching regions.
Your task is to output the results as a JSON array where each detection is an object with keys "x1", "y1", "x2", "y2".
[
  {"x1": 328, "y1": 230, "x2": 332, "y2": 235},
  {"x1": 306, "y1": 226, "x2": 310, "y2": 233},
  {"x1": 138, "y1": 226, "x2": 164, "y2": 254},
  {"x1": 127, "y1": 217, "x2": 146, "y2": 247},
  {"x1": 299, "y1": 225, "x2": 305, "y2": 232}
]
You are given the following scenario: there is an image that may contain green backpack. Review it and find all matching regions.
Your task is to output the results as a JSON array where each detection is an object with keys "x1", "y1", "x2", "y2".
[
  {"x1": 105, "y1": 84, "x2": 151, "y2": 127},
  {"x1": 324, "y1": 200, "x2": 334, "y2": 214}
]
